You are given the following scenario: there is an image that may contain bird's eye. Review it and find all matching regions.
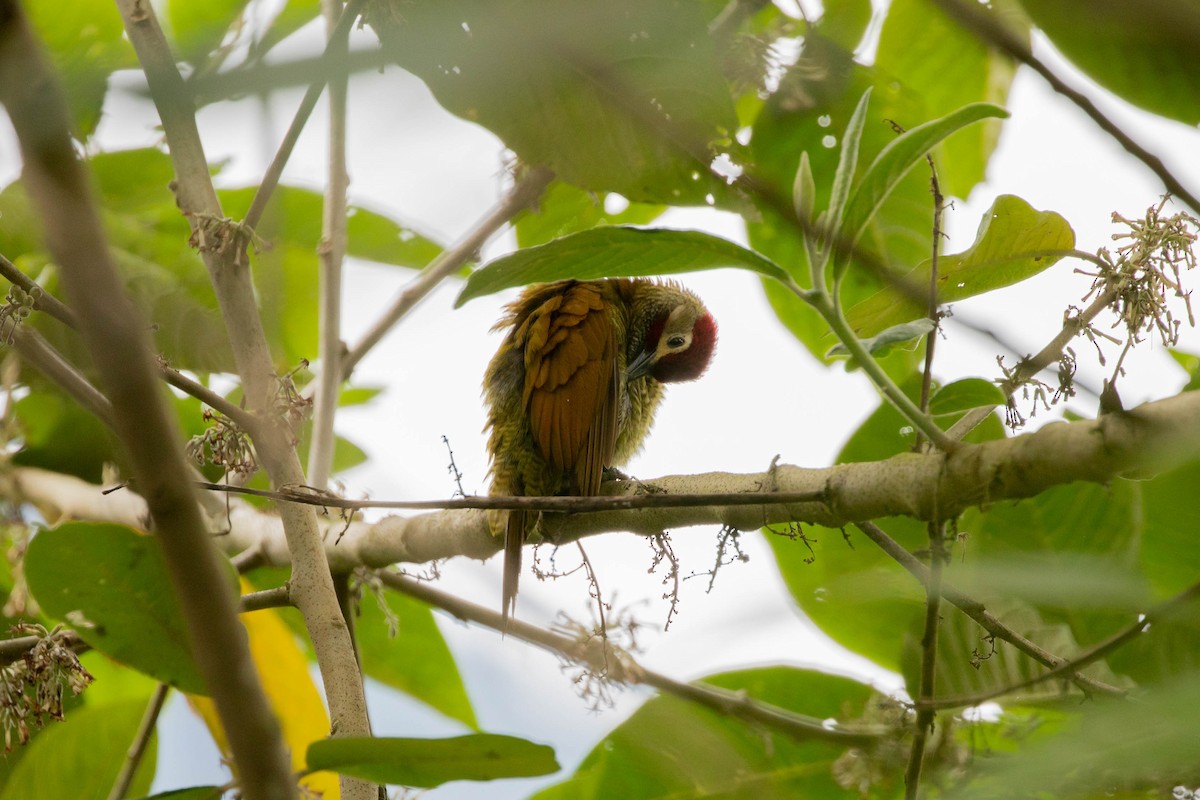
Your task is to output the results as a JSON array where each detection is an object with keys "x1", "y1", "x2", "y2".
[{"x1": 667, "y1": 335, "x2": 686, "y2": 349}]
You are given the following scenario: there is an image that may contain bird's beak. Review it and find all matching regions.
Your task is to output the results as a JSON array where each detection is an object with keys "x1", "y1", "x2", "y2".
[{"x1": 626, "y1": 348, "x2": 655, "y2": 381}]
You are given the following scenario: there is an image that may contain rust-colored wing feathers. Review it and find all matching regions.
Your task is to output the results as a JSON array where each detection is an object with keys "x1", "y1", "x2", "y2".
[{"x1": 520, "y1": 283, "x2": 617, "y2": 495}]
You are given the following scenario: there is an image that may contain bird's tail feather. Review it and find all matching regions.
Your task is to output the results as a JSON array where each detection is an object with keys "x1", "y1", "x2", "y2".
[{"x1": 502, "y1": 509, "x2": 525, "y2": 628}]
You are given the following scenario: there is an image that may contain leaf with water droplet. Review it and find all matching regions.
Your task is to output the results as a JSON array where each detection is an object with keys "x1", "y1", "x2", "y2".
[{"x1": 845, "y1": 194, "x2": 1075, "y2": 337}]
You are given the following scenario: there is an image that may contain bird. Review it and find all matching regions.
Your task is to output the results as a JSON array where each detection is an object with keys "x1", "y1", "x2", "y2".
[{"x1": 482, "y1": 278, "x2": 717, "y2": 622}]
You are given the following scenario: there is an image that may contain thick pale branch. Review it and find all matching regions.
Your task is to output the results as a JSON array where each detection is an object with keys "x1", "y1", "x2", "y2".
[
  {"x1": 116, "y1": 2, "x2": 374, "y2": 795},
  {"x1": 11, "y1": 391, "x2": 1198, "y2": 575}
]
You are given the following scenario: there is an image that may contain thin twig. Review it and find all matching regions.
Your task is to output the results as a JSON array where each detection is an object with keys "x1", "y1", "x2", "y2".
[
  {"x1": 0, "y1": 630, "x2": 86, "y2": 665},
  {"x1": 375, "y1": 570, "x2": 887, "y2": 746},
  {"x1": 242, "y1": 0, "x2": 367, "y2": 234},
  {"x1": 906, "y1": 164, "x2": 949, "y2": 798},
  {"x1": 575, "y1": 542, "x2": 608, "y2": 647},
  {"x1": 853, "y1": 522, "x2": 1124, "y2": 697},
  {"x1": 192, "y1": 481, "x2": 826, "y2": 511},
  {"x1": 945, "y1": 285, "x2": 1118, "y2": 440},
  {"x1": 921, "y1": 579, "x2": 1200, "y2": 711},
  {"x1": 0, "y1": 251, "x2": 77, "y2": 327},
  {"x1": 107, "y1": 683, "x2": 170, "y2": 800},
  {"x1": 307, "y1": 0, "x2": 353, "y2": 491},
  {"x1": 905, "y1": 521, "x2": 946, "y2": 799},
  {"x1": 916, "y1": 155, "x2": 945, "y2": 443},
  {"x1": 241, "y1": 585, "x2": 294, "y2": 613},
  {"x1": 0, "y1": 250, "x2": 258, "y2": 429},
  {"x1": 11, "y1": 327, "x2": 114, "y2": 426},
  {"x1": 339, "y1": 165, "x2": 554, "y2": 380},
  {"x1": 159, "y1": 365, "x2": 259, "y2": 432},
  {"x1": 928, "y1": 0, "x2": 1200, "y2": 215}
]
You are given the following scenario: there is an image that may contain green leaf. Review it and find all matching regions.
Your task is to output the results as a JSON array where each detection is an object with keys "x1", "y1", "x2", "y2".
[
  {"x1": 249, "y1": 0, "x2": 321, "y2": 62},
  {"x1": 306, "y1": 735, "x2": 560, "y2": 787},
  {"x1": 1019, "y1": 0, "x2": 1200, "y2": 125},
  {"x1": 0, "y1": 699, "x2": 156, "y2": 800},
  {"x1": 955, "y1": 673, "x2": 1200, "y2": 798},
  {"x1": 25, "y1": 523, "x2": 210, "y2": 694},
  {"x1": 515, "y1": 181, "x2": 664, "y2": 249},
  {"x1": 338, "y1": 386, "x2": 384, "y2": 407},
  {"x1": 23, "y1": 0, "x2": 136, "y2": 137},
  {"x1": 846, "y1": 194, "x2": 1075, "y2": 337},
  {"x1": 825, "y1": 87, "x2": 873, "y2": 254},
  {"x1": 827, "y1": 317, "x2": 935, "y2": 359},
  {"x1": 876, "y1": 0, "x2": 1020, "y2": 197},
  {"x1": 818, "y1": 0, "x2": 874, "y2": 52},
  {"x1": 1114, "y1": 460, "x2": 1200, "y2": 684},
  {"x1": 368, "y1": 0, "x2": 739, "y2": 206},
  {"x1": 218, "y1": 185, "x2": 444, "y2": 271},
  {"x1": 928, "y1": 377, "x2": 1006, "y2": 416},
  {"x1": 747, "y1": 63, "x2": 962, "y2": 365},
  {"x1": 767, "y1": 377, "x2": 1003, "y2": 672},
  {"x1": 356, "y1": 589, "x2": 478, "y2": 729},
  {"x1": 1168, "y1": 348, "x2": 1200, "y2": 392},
  {"x1": 457, "y1": 227, "x2": 789, "y2": 305},
  {"x1": 841, "y1": 102, "x2": 1010, "y2": 249},
  {"x1": 14, "y1": 389, "x2": 118, "y2": 483},
  {"x1": 535, "y1": 666, "x2": 873, "y2": 798},
  {"x1": 166, "y1": 0, "x2": 251, "y2": 64}
]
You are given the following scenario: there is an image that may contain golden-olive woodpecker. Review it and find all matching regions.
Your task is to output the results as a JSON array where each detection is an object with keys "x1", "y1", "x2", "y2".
[{"x1": 483, "y1": 278, "x2": 717, "y2": 620}]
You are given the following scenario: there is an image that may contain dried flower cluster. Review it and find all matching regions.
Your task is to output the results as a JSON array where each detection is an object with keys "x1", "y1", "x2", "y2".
[
  {"x1": 0, "y1": 625, "x2": 93, "y2": 750},
  {"x1": 187, "y1": 408, "x2": 257, "y2": 475},
  {"x1": 1092, "y1": 197, "x2": 1198, "y2": 347}
]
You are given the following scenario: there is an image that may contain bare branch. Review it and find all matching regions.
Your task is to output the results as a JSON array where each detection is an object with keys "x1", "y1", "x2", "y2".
[
  {"x1": 0, "y1": 6, "x2": 295, "y2": 797},
  {"x1": 854, "y1": 522, "x2": 1122, "y2": 697},
  {"x1": 904, "y1": 521, "x2": 947, "y2": 799},
  {"x1": 376, "y1": 570, "x2": 887, "y2": 746},
  {"x1": 307, "y1": 0, "x2": 353, "y2": 491},
  {"x1": 243, "y1": 0, "x2": 367, "y2": 234},
  {"x1": 340, "y1": 165, "x2": 554, "y2": 380},
  {"x1": 11, "y1": 327, "x2": 114, "y2": 426},
  {"x1": 107, "y1": 684, "x2": 170, "y2": 800},
  {"x1": 921, "y1": 578, "x2": 1200, "y2": 711},
  {"x1": 0, "y1": 252, "x2": 76, "y2": 327}
]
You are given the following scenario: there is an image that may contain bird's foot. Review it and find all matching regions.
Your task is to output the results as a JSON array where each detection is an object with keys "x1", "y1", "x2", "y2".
[{"x1": 601, "y1": 466, "x2": 632, "y2": 483}]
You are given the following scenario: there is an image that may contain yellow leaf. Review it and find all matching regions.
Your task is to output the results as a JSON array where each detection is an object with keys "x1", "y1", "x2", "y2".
[{"x1": 189, "y1": 579, "x2": 338, "y2": 799}]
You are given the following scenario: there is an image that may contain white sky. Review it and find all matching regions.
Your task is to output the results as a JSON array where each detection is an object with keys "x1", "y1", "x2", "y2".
[{"x1": 3, "y1": 5, "x2": 1199, "y2": 797}]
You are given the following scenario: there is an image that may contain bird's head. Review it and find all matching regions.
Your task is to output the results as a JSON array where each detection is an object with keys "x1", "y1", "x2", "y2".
[{"x1": 628, "y1": 287, "x2": 717, "y2": 383}]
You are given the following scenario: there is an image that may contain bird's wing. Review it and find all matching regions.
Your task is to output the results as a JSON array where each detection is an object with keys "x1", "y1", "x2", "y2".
[{"x1": 522, "y1": 282, "x2": 617, "y2": 495}]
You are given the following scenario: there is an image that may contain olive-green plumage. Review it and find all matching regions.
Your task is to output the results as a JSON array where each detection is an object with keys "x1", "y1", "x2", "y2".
[{"x1": 483, "y1": 278, "x2": 717, "y2": 621}]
